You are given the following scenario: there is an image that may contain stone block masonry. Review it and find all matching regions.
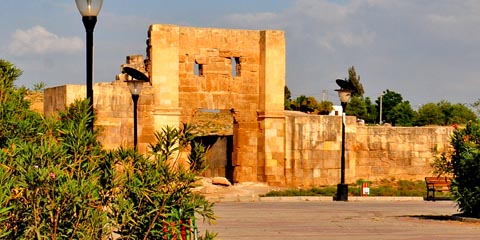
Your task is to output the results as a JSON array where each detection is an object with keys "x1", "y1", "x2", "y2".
[
  {"x1": 284, "y1": 112, "x2": 453, "y2": 186},
  {"x1": 43, "y1": 24, "x2": 452, "y2": 187}
]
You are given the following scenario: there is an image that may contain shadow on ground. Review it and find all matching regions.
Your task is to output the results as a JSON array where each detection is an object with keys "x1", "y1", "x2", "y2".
[{"x1": 408, "y1": 214, "x2": 480, "y2": 223}]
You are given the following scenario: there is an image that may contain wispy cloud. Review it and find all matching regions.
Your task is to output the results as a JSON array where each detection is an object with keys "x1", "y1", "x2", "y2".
[{"x1": 8, "y1": 26, "x2": 83, "y2": 56}]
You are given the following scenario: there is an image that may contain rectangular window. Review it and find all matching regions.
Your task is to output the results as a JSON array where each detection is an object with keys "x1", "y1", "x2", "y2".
[
  {"x1": 231, "y1": 57, "x2": 240, "y2": 77},
  {"x1": 194, "y1": 61, "x2": 203, "y2": 76}
]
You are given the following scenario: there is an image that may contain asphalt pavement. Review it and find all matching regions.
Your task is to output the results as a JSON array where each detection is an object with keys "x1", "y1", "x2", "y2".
[{"x1": 197, "y1": 200, "x2": 480, "y2": 240}]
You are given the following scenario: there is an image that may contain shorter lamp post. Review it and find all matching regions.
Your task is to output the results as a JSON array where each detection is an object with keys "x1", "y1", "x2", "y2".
[
  {"x1": 125, "y1": 79, "x2": 147, "y2": 150},
  {"x1": 335, "y1": 87, "x2": 352, "y2": 201}
]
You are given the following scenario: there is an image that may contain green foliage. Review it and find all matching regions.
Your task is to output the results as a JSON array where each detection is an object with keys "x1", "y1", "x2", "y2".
[
  {"x1": 291, "y1": 95, "x2": 318, "y2": 113},
  {"x1": 346, "y1": 96, "x2": 367, "y2": 119},
  {"x1": 1, "y1": 100, "x2": 109, "y2": 239},
  {"x1": 112, "y1": 125, "x2": 216, "y2": 239},
  {"x1": 363, "y1": 97, "x2": 378, "y2": 124},
  {"x1": 387, "y1": 101, "x2": 416, "y2": 126},
  {"x1": 33, "y1": 82, "x2": 45, "y2": 92},
  {"x1": 347, "y1": 66, "x2": 364, "y2": 97},
  {"x1": 189, "y1": 141, "x2": 210, "y2": 173},
  {"x1": 431, "y1": 149, "x2": 454, "y2": 178},
  {"x1": 438, "y1": 101, "x2": 477, "y2": 125},
  {"x1": 0, "y1": 59, "x2": 216, "y2": 238},
  {"x1": 449, "y1": 120, "x2": 480, "y2": 217},
  {"x1": 416, "y1": 101, "x2": 476, "y2": 126},
  {"x1": 376, "y1": 89, "x2": 403, "y2": 124},
  {"x1": 284, "y1": 86, "x2": 293, "y2": 110},
  {"x1": 317, "y1": 100, "x2": 333, "y2": 115},
  {"x1": 0, "y1": 60, "x2": 44, "y2": 148},
  {"x1": 415, "y1": 103, "x2": 444, "y2": 126}
]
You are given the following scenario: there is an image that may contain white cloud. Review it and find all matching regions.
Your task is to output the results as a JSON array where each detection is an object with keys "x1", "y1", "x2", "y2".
[{"x1": 8, "y1": 26, "x2": 83, "y2": 56}]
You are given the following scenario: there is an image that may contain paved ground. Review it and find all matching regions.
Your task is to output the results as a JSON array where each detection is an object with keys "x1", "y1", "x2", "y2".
[{"x1": 197, "y1": 200, "x2": 480, "y2": 240}]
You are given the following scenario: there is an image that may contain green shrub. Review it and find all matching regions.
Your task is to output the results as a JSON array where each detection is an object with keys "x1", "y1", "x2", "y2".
[
  {"x1": 450, "y1": 120, "x2": 480, "y2": 217},
  {"x1": 1, "y1": 59, "x2": 217, "y2": 238},
  {"x1": 0, "y1": 100, "x2": 109, "y2": 238},
  {"x1": 110, "y1": 125, "x2": 216, "y2": 239}
]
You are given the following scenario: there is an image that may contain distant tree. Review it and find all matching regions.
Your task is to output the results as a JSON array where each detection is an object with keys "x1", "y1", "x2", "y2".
[
  {"x1": 33, "y1": 82, "x2": 45, "y2": 92},
  {"x1": 346, "y1": 96, "x2": 367, "y2": 119},
  {"x1": 387, "y1": 101, "x2": 416, "y2": 126},
  {"x1": 317, "y1": 100, "x2": 334, "y2": 115},
  {"x1": 364, "y1": 97, "x2": 378, "y2": 124},
  {"x1": 347, "y1": 66, "x2": 364, "y2": 97},
  {"x1": 376, "y1": 89, "x2": 403, "y2": 124},
  {"x1": 284, "y1": 86, "x2": 293, "y2": 110},
  {"x1": 438, "y1": 101, "x2": 477, "y2": 125},
  {"x1": 415, "y1": 103, "x2": 444, "y2": 126},
  {"x1": 292, "y1": 95, "x2": 313, "y2": 113}
]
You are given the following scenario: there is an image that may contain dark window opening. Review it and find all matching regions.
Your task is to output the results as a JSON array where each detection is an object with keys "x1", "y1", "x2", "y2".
[
  {"x1": 231, "y1": 57, "x2": 240, "y2": 77},
  {"x1": 194, "y1": 61, "x2": 203, "y2": 76}
]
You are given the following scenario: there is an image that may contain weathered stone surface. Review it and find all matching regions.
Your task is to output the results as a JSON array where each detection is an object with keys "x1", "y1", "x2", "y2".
[{"x1": 42, "y1": 24, "x2": 453, "y2": 188}]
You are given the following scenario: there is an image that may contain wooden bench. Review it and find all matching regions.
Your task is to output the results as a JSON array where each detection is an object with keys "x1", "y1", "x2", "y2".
[{"x1": 425, "y1": 177, "x2": 451, "y2": 201}]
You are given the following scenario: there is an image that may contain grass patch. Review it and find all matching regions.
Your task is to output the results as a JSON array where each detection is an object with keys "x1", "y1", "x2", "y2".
[{"x1": 260, "y1": 178, "x2": 453, "y2": 198}]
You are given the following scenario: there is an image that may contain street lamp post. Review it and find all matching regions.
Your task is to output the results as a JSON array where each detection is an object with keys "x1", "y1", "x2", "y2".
[
  {"x1": 335, "y1": 87, "x2": 352, "y2": 201},
  {"x1": 125, "y1": 80, "x2": 146, "y2": 150},
  {"x1": 123, "y1": 66, "x2": 149, "y2": 151},
  {"x1": 75, "y1": 0, "x2": 103, "y2": 131}
]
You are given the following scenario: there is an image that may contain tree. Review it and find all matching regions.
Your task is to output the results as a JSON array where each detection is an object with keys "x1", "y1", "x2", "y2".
[
  {"x1": 415, "y1": 103, "x2": 444, "y2": 126},
  {"x1": 347, "y1": 66, "x2": 364, "y2": 97},
  {"x1": 387, "y1": 101, "x2": 416, "y2": 126},
  {"x1": 376, "y1": 89, "x2": 403, "y2": 124},
  {"x1": 346, "y1": 96, "x2": 367, "y2": 119},
  {"x1": 364, "y1": 97, "x2": 378, "y2": 124},
  {"x1": 415, "y1": 101, "x2": 476, "y2": 126},
  {"x1": 438, "y1": 101, "x2": 477, "y2": 125},
  {"x1": 292, "y1": 95, "x2": 318, "y2": 113},
  {"x1": 284, "y1": 85, "x2": 293, "y2": 110},
  {"x1": 317, "y1": 100, "x2": 334, "y2": 115}
]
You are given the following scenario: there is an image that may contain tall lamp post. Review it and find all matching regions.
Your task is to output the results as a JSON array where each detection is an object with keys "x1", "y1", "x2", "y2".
[
  {"x1": 335, "y1": 79, "x2": 353, "y2": 201},
  {"x1": 123, "y1": 66, "x2": 149, "y2": 151},
  {"x1": 75, "y1": 0, "x2": 103, "y2": 131}
]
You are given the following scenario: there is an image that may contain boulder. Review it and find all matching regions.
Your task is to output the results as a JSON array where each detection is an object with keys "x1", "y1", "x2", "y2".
[{"x1": 212, "y1": 177, "x2": 232, "y2": 186}]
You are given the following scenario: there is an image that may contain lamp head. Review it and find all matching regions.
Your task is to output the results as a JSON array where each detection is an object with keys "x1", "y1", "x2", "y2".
[
  {"x1": 125, "y1": 80, "x2": 146, "y2": 96},
  {"x1": 335, "y1": 89, "x2": 352, "y2": 103},
  {"x1": 75, "y1": 0, "x2": 103, "y2": 17}
]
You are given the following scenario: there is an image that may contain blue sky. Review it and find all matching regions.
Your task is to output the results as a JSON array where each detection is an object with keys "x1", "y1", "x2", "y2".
[{"x1": 1, "y1": 0, "x2": 480, "y2": 107}]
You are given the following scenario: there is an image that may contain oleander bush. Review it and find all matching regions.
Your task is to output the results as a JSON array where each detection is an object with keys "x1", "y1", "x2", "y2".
[
  {"x1": 0, "y1": 59, "x2": 216, "y2": 239},
  {"x1": 110, "y1": 126, "x2": 216, "y2": 239},
  {"x1": 449, "y1": 120, "x2": 480, "y2": 217}
]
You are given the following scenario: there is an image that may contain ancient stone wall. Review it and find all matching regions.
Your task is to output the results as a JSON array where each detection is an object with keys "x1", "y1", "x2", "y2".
[
  {"x1": 146, "y1": 24, "x2": 286, "y2": 183},
  {"x1": 284, "y1": 111, "x2": 453, "y2": 186},
  {"x1": 42, "y1": 24, "x2": 453, "y2": 187}
]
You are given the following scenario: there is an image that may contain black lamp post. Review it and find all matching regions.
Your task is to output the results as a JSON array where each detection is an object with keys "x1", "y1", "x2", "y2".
[
  {"x1": 75, "y1": 0, "x2": 103, "y2": 131},
  {"x1": 125, "y1": 80, "x2": 146, "y2": 150},
  {"x1": 335, "y1": 84, "x2": 352, "y2": 201},
  {"x1": 123, "y1": 66, "x2": 149, "y2": 151}
]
